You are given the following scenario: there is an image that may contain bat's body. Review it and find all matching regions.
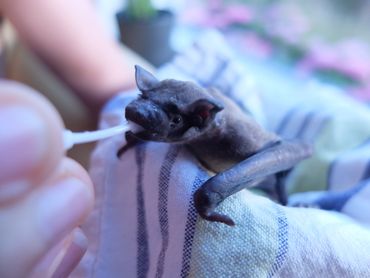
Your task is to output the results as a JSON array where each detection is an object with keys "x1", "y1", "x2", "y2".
[
  {"x1": 118, "y1": 66, "x2": 313, "y2": 226},
  {"x1": 184, "y1": 88, "x2": 278, "y2": 173}
]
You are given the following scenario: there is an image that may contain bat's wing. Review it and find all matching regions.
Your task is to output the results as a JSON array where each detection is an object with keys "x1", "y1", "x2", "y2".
[{"x1": 194, "y1": 140, "x2": 313, "y2": 226}]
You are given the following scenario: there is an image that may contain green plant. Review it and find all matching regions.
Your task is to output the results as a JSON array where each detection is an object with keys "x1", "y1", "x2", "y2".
[{"x1": 126, "y1": 0, "x2": 157, "y2": 20}]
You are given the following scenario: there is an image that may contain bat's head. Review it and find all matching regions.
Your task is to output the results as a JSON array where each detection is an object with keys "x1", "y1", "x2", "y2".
[{"x1": 125, "y1": 65, "x2": 224, "y2": 143}]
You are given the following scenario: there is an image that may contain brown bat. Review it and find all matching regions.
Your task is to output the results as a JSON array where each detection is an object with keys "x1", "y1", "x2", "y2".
[{"x1": 118, "y1": 65, "x2": 313, "y2": 226}]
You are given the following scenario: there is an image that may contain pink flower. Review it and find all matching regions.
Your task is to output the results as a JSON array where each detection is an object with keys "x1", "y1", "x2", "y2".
[
  {"x1": 180, "y1": 1, "x2": 254, "y2": 28},
  {"x1": 229, "y1": 32, "x2": 272, "y2": 59},
  {"x1": 300, "y1": 39, "x2": 370, "y2": 82},
  {"x1": 262, "y1": 3, "x2": 309, "y2": 44},
  {"x1": 349, "y1": 83, "x2": 370, "y2": 102},
  {"x1": 222, "y1": 4, "x2": 254, "y2": 25}
]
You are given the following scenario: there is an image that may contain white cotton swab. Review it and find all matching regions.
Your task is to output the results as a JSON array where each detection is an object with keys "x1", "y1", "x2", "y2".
[{"x1": 63, "y1": 122, "x2": 131, "y2": 151}]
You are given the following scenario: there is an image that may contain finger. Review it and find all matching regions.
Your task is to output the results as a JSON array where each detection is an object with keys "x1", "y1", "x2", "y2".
[
  {"x1": 30, "y1": 232, "x2": 73, "y2": 278},
  {"x1": 30, "y1": 228, "x2": 87, "y2": 278},
  {"x1": 0, "y1": 158, "x2": 94, "y2": 278},
  {"x1": 0, "y1": 80, "x2": 64, "y2": 204},
  {"x1": 51, "y1": 228, "x2": 88, "y2": 278}
]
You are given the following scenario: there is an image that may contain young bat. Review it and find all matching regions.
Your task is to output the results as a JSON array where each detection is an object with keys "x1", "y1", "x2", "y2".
[{"x1": 118, "y1": 65, "x2": 313, "y2": 226}]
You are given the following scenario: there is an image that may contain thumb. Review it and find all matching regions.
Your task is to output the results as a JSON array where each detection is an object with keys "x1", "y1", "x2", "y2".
[{"x1": 0, "y1": 80, "x2": 64, "y2": 204}]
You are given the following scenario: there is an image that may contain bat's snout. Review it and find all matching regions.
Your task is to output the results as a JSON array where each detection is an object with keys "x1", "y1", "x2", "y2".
[{"x1": 125, "y1": 100, "x2": 168, "y2": 135}]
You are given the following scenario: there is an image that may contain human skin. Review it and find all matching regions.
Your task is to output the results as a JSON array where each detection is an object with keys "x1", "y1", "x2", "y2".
[
  {"x1": 0, "y1": 81, "x2": 95, "y2": 277},
  {"x1": 0, "y1": 1, "x2": 142, "y2": 275},
  {"x1": 1, "y1": 0, "x2": 136, "y2": 109}
]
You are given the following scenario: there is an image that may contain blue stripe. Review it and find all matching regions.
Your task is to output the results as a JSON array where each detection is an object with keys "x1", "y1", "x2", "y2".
[
  {"x1": 136, "y1": 144, "x2": 149, "y2": 278},
  {"x1": 180, "y1": 169, "x2": 209, "y2": 278},
  {"x1": 327, "y1": 137, "x2": 370, "y2": 190},
  {"x1": 267, "y1": 206, "x2": 289, "y2": 278},
  {"x1": 215, "y1": 71, "x2": 252, "y2": 116},
  {"x1": 155, "y1": 146, "x2": 181, "y2": 278},
  {"x1": 172, "y1": 60, "x2": 208, "y2": 87},
  {"x1": 219, "y1": 71, "x2": 240, "y2": 98},
  {"x1": 173, "y1": 56, "x2": 251, "y2": 115},
  {"x1": 317, "y1": 180, "x2": 370, "y2": 211},
  {"x1": 304, "y1": 115, "x2": 330, "y2": 142},
  {"x1": 327, "y1": 159, "x2": 337, "y2": 190},
  {"x1": 359, "y1": 141, "x2": 370, "y2": 180},
  {"x1": 293, "y1": 110, "x2": 317, "y2": 139},
  {"x1": 275, "y1": 107, "x2": 300, "y2": 135},
  {"x1": 277, "y1": 108, "x2": 329, "y2": 142},
  {"x1": 173, "y1": 54, "x2": 228, "y2": 90},
  {"x1": 204, "y1": 58, "x2": 229, "y2": 87},
  {"x1": 362, "y1": 162, "x2": 370, "y2": 180}
]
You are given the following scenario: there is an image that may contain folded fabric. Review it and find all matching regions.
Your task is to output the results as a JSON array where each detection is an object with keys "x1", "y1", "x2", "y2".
[{"x1": 73, "y1": 30, "x2": 370, "y2": 277}]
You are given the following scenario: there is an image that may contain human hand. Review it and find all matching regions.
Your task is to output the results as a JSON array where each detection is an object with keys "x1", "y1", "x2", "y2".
[{"x1": 0, "y1": 81, "x2": 94, "y2": 277}]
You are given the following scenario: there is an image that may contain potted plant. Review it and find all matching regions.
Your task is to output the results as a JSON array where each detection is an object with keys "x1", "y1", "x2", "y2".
[{"x1": 116, "y1": 0, "x2": 175, "y2": 67}]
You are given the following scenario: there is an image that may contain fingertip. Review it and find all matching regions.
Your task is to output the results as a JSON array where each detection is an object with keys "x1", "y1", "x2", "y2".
[
  {"x1": 51, "y1": 228, "x2": 88, "y2": 278},
  {"x1": 0, "y1": 158, "x2": 94, "y2": 277},
  {"x1": 0, "y1": 80, "x2": 65, "y2": 203},
  {"x1": 40, "y1": 158, "x2": 95, "y2": 229},
  {"x1": 30, "y1": 228, "x2": 88, "y2": 278},
  {"x1": 33, "y1": 159, "x2": 94, "y2": 273},
  {"x1": 52, "y1": 157, "x2": 95, "y2": 212}
]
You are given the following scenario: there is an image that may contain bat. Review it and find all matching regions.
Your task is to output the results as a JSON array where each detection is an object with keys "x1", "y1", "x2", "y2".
[{"x1": 117, "y1": 65, "x2": 313, "y2": 226}]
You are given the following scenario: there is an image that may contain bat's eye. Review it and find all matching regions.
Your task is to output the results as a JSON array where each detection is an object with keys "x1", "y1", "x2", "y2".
[
  {"x1": 170, "y1": 114, "x2": 182, "y2": 128},
  {"x1": 173, "y1": 115, "x2": 182, "y2": 124}
]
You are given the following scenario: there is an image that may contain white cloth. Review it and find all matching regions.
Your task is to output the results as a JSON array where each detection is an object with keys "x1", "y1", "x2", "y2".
[{"x1": 73, "y1": 30, "x2": 370, "y2": 277}]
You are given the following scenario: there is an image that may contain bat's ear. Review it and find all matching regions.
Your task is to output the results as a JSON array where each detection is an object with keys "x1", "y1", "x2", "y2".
[
  {"x1": 135, "y1": 65, "x2": 159, "y2": 91},
  {"x1": 190, "y1": 98, "x2": 224, "y2": 124}
]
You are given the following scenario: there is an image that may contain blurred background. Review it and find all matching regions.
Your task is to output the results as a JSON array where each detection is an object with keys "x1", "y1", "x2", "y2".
[
  {"x1": 0, "y1": 0, "x2": 369, "y2": 166},
  {"x1": 98, "y1": 0, "x2": 370, "y2": 102},
  {"x1": 2, "y1": 0, "x2": 369, "y2": 98}
]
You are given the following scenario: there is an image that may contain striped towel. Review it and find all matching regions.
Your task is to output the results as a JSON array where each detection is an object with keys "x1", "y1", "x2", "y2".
[{"x1": 73, "y1": 31, "x2": 370, "y2": 277}]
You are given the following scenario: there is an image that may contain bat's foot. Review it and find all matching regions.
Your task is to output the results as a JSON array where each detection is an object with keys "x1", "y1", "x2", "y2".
[
  {"x1": 117, "y1": 131, "x2": 142, "y2": 159},
  {"x1": 194, "y1": 187, "x2": 235, "y2": 227},
  {"x1": 200, "y1": 211, "x2": 235, "y2": 226},
  {"x1": 117, "y1": 144, "x2": 130, "y2": 159}
]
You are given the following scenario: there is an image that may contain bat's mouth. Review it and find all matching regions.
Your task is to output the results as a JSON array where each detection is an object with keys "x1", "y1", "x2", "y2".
[
  {"x1": 127, "y1": 125, "x2": 201, "y2": 143},
  {"x1": 128, "y1": 121, "x2": 145, "y2": 134},
  {"x1": 127, "y1": 130, "x2": 182, "y2": 143},
  {"x1": 125, "y1": 100, "x2": 168, "y2": 137}
]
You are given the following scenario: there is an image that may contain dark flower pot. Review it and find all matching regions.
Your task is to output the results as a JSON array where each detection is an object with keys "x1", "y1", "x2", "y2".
[{"x1": 116, "y1": 10, "x2": 175, "y2": 67}]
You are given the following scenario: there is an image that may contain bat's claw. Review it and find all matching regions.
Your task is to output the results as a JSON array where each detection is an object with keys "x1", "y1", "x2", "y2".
[
  {"x1": 116, "y1": 146, "x2": 126, "y2": 159},
  {"x1": 194, "y1": 187, "x2": 235, "y2": 226},
  {"x1": 200, "y1": 211, "x2": 235, "y2": 226}
]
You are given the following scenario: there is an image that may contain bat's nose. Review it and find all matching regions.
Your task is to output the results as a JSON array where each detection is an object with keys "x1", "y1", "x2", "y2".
[{"x1": 125, "y1": 100, "x2": 167, "y2": 133}]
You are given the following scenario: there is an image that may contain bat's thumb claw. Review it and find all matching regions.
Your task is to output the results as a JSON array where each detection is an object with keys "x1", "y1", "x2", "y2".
[
  {"x1": 194, "y1": 188, "x2": 235, "y2": 226},
  {"x1": 202, "y1": 212, "x2": 235, "y2": 226}
]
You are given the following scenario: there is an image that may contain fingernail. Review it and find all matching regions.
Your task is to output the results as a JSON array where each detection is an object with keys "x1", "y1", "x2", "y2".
[
  {"x1": 0, "y1": 106, "x2": 47, "y2": 184},
  {"x1": 37, "y1": 178, "x2": 92, "y2": 245},
  {"x1": 52, "y1": 229, "x2": 88, "y2": 278}
]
